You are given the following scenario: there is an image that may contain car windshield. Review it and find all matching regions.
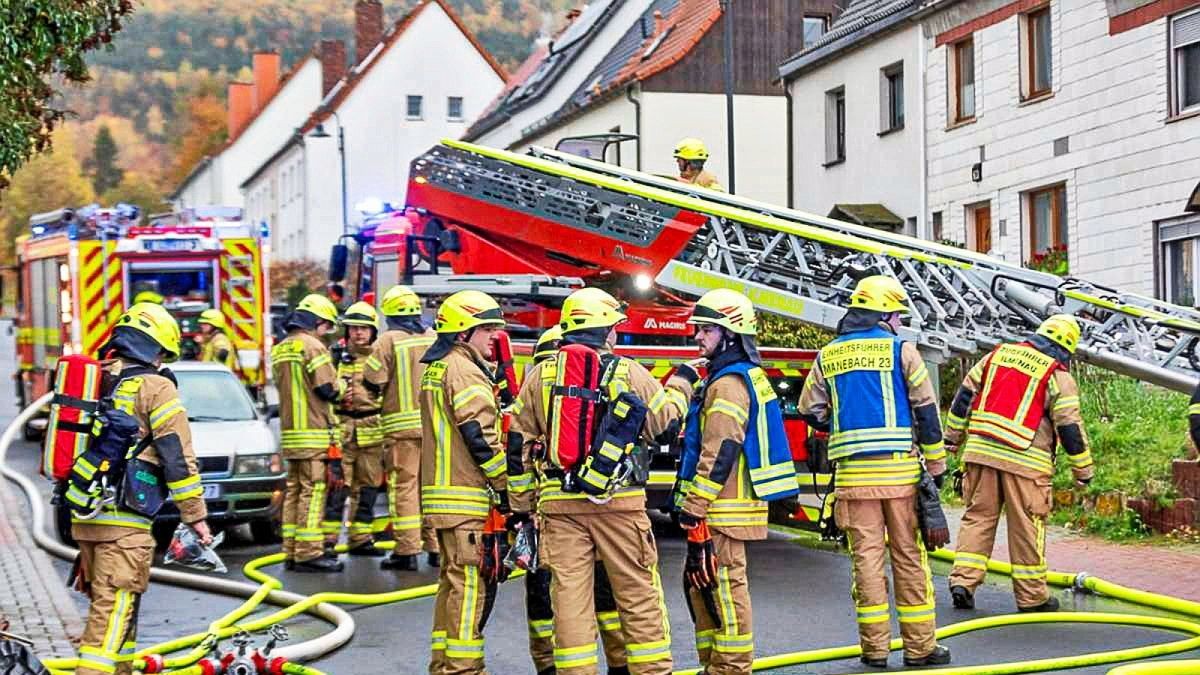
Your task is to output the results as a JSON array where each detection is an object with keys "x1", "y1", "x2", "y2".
[{"x1": 175, "y1": 370, "x2": 257, "y2": 422}]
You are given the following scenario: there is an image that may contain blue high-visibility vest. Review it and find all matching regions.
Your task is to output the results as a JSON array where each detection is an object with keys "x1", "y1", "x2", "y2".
[
  {"x1": 819, "y1": 326, "x2": 912, "y2": 459},
  {"x1": 679, "y1": 361, "x2": 798, "y2": 502}
]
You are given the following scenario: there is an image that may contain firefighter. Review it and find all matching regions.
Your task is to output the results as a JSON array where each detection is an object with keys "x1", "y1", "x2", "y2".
[
  {"x1": 363, "y1": 284, "x2": 440, "y2": 571},
  {"x1": 675, "y1": 288, "x2": 799, "y2": 675},
  {"x1": 74, "y1": 303, "x2": 212, "y2": 675},
  {"x1": 419, "y1": 290, "x2": 509, "y2": 675},
  {"x1": 797, "y1": 275, "x2": 951, "y2": 668},
  {"x1": 674, "y1": 138, "x2": 724, "y2": 192},
  {"x1": 508, "y1": 287, "x2": 692, "y2": 675},
  {"x1": 324, "y1": 301, "x2": 389, "y2": 556},
  {"x1": 197, "y1": 309, "x2": 238, "y2": 372},
  {"x1": 1188, "y1": 380, "x2": 1200, "y2": 457},
  {"x1": 132, "y1": 290, "x2": 164, "y2": 305},
  {"x1": 271, "y1": 294, "x2": 345, "y2": 573},
  {"x1": 518, "y1": 325, "x2": 629, "y2": 675},
  {"x1": 945, "y1": 314, "x2": 1092, "y2": 613}
]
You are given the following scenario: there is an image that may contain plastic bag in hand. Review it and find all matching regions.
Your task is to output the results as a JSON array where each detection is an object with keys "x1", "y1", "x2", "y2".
[
  {"x1": 163, "y1": 524, "x2": 227, "y2": 573},
  {"x1": 504, "y1": 521, "x2": 538, "y2": 572}
]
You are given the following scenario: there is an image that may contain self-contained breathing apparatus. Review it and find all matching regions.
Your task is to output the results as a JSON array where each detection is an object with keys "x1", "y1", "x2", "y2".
[
  {"x1": 545, "y1": 344, "x2": 649, "y2": 501},
  {"x1": 53, "y1": 362, "x2": 172, "y2": 521}
]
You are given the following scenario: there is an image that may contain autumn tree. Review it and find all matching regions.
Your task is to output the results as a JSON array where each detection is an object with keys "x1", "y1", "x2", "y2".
[
  {"x1": 89, "y1": 124, "x2": 124, "y2": 194},
  {"x1": 0, "y1": 129, "x2": 96, "y2": 263},
  {"x1": 0, "y1": 0, "x2": 135, "y2": 186},
  {"x1": 167, "y1": 93, "x2": 228, "y2": 187},
  {"x1": 102, "y1": 171, "x2": 166, "y2": 219},
  {"x1": 268, "y1": 258, "x2": 328, "y2": 305}
]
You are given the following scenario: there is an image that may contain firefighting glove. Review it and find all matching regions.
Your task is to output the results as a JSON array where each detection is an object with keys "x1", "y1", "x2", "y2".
[
  {"x1": 325, "y1": 459, "x2": 345, "y2": 491},
  {"x1": 952, "y1": 468, "x2": 965, "y2": 498},
  {"x1": 684, "y1": 521, "x2": 718, "y2": 590},
  {"x1": 481, "y1": 509, "x2": 511, "y2": 584},
  {"x1": 505, "y1": 511, "x2": 531, "y2": 533},
  {"x1": 494, "y1": 489, "x2": 511, "y2": 514}
]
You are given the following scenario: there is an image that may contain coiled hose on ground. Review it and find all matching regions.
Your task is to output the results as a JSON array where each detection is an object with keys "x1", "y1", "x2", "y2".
[{"x1": 5, "y1": 394, "x2": 1200, "y2": 674}]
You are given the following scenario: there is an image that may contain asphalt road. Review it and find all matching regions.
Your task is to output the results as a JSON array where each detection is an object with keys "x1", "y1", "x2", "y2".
[{"x1": 3, "y1": 322, "x2": 1199, "y2": 673}]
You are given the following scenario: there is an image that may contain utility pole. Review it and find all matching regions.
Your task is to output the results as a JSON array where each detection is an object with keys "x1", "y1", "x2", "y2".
[{"x1": 720, "y1": 0, "x2": 736, "y2": 193}]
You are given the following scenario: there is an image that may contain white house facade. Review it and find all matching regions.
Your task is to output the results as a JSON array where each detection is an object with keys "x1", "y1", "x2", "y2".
[
  {"x1": 243, "y1": 0, "x2": 507, "y2": 262},
  {"x1": 782, "y1": 1, "x2": 924, "y2": 234},
  {"x1": 922, "y1": 0, "x2": 1200, "y2": 298}
]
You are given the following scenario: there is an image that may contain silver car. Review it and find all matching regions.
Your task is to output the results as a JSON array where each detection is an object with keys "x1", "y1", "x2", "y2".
[{"x1": 154, "y1": 362, "x2": 285, "y2": 540}]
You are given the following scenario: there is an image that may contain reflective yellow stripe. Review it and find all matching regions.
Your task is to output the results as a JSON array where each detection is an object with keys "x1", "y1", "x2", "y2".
[
  {"x1": 920, "y1": 440, "x2": 946, "y2": 462},
  {"x1": 479, "y1": 452, "x2": 506, "y2": 479},
  {"x1": 856, "y1": 602, "x2": 890, "y2": 624},
  {"x1": 452, "y1": 384, "x2": 492, "y2": 411},
  {"x1": 554, "y1": 643, "x2": 599, "y2": 669},
  {"x1": 149, "y1": 398, "x2": 183, "y2": 430},
  {"x1": 689, "y1": 474, "x2": 723, "y2": 501},
  {"x1": 962, "y1": 436, "x2": 1053, "y2": 474},
  {"x1": 529, "y1": 619, "x2": 555, "y2": 638},
  {"x1": 907, "y1": 362, "x2": 929, "y2": 388},
  {"x1": 596, "y1": 610, "x2": 621, "y2": 632},
  {"x1": 706, "y1": 398, "x2": 749, "y2": 426},
  {"x1": 1190, "y1": 402, "x2": 1200, "y2": 416},
  {"x1": 306, "y1": 353, "x2": 332, "y2": 372},
  {"x1": 626, "y1": 638, "x2": 671, "y2": 664},
  {"x1": 1053, "y1": 395, "x2": 1080, "y2": 413},
  {"x1": 954, "y1": 550, "x2": 989, "y2": 571}
]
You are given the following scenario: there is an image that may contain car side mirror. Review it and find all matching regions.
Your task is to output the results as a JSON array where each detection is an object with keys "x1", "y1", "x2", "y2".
[
  {"x1": 264, "y1": 404, "x2": 280, "y2": 420},
  {"x1": 329, "y1": 244, "x2": 349, "y2": 282}
]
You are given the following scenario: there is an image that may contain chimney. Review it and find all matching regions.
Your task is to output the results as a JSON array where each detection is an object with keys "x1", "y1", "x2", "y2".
[
  {"x1": 227, "y1": 82, "x2": 254, "y2": 138},
  {"x1": 355, "y1": 0, "x2": 384, "y2": 65},
  {"x1": 653, "y1": 10, "x2": 666, "y2": 37},
  {"x1": 318, "y1": 39, "x2": 347, "y2": 96},
  {"x1": 252, "y1": 51, "x2": 282, "y2": 111}
]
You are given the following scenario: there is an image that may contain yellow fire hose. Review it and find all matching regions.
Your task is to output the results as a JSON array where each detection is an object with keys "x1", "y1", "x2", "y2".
[{"x1": 5, "y1": 392, "x2": 1199, "y2": 675}]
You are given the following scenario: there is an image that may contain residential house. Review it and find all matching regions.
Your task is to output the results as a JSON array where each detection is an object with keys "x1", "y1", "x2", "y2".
[
  {"x1": 170, "y1": 41, "x2": 347, "y2": 211},
  {"x1": 781, "y1": 0, "x2": 925, "y2": 236},
  {"x1": 922, "y1": 0, "x2": 1200, "y2": 299},
  {"x1": 241, "y1": 0, "x2": 507, "y2": 262},
  {"x1": 512, "y1": 0, "x2": 839, "y2": 206},
  {"x1": 464, "y1": 0, "x2": 657, "y2": 150}
]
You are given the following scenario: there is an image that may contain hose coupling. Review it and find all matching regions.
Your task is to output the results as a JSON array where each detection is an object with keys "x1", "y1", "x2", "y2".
[{"x1": 1073, "y1": 572, "x2": 1093, "y2": 593}]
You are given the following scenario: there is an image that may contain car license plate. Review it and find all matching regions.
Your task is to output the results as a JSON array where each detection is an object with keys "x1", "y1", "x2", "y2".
[
  {"x1": 144, "y1": 238, "x2": 198, "y2": 252},
  {"x1": 202, "y1": 484, "x2": 221, "y2": 499}
]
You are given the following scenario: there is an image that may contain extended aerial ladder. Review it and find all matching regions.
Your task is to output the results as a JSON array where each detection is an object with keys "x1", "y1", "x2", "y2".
[{"x1": 406, "y1": 139, "x2": 1200, "y2": 393}]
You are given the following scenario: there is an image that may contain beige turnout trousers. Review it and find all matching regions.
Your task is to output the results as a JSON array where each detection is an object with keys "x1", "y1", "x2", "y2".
[
  {"x1": 836, "y1": 495, "x2": 937, "y2": 661},
  {"x1": 948, "y1": 463, "x2": 1052, "y2": 608}
]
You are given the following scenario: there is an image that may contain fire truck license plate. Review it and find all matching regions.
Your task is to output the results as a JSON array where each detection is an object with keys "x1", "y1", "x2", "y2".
[
  {"x1": 145, "y1": 238, "x2": 198, "y2": 252},
  {"x1": 202, "y1": 484, "x2": 221, "y2": 499}
]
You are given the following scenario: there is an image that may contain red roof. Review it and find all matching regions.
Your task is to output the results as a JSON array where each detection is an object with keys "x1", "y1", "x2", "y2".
[{"x1": 301, "y1": 0, "x2": 508, "y2": 133}]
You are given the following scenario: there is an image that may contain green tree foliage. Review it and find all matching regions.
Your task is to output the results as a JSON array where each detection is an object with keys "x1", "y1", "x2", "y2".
[
  {"x1": 757, "y1": 314, "x2": 834, "y2": 349},
  {"x1": 0, "y1": 0, "x2": 135, "y2": 187},
  {"x1": 0, "y1": 129, "x2": 96, "y2": 262},
  {"x1": 89, "y1": 124, "x2": 124, "y2": 194}
]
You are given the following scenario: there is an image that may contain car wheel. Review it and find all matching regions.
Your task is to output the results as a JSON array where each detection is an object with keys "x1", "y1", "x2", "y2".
[
  {"x1": 250, "y1": 518, "x2": 282, "y2": 544},
  {"x1": 55, "y1": 502, "x2": 76, "y2": 547}
]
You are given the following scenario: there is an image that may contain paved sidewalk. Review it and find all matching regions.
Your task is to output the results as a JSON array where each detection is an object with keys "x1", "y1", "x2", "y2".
[{"x1": 944, "y1": 504, "x2": 1200, "y2": 603}]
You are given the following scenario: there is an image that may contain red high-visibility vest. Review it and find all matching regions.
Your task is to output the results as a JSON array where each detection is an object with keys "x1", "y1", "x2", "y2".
[{"x1": 967, "y1": 342, "x2": 1060, "y2": 450}]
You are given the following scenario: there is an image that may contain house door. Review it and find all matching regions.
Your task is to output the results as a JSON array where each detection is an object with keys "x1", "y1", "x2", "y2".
[{"x1": 973, "y1": 205, "x2": 992, "y2": 253}]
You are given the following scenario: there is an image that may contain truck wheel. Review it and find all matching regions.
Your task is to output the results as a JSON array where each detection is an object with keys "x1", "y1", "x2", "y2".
[
  {"x1": 250, "y1": 518, "x2": 281, "y2": 544},
  {"x1": 55, "y1": 503, "x2": 75, "y2": 547}
]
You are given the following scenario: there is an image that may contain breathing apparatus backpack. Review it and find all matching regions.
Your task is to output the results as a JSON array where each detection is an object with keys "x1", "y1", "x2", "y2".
[
  {"x1": 43, "y1": 355, "x2": 104, "y2": 481},
  {"x1": 546, "y1": 343, "x2": 649, "y2": 498},
  {"x1": 59, "y1": 367, "x2": 168, "y2": 520}
]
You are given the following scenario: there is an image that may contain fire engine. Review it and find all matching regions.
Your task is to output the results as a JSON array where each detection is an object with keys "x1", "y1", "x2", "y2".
[{"x1": 14, "y1": 204, "x2": 271, "y2": 414}]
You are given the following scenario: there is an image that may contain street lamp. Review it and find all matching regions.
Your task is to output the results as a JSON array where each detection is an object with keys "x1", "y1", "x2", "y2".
[
  {"x1": 308, "y1": 111, "x2": 349, "y2": 236},
  {"x1": 719, "y1": 0, "x2": 735, "y2": 194}
]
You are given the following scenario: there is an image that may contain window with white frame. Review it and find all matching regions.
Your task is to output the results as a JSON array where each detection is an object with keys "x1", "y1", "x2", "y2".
[
  {"x1": 447, "y1": 96, "x2": 464, "y2": 121},
  {"x1": 1171, "y1": 7, "x2": 1200, "y2": 115},
  {"x1": 803, "y1": 15, "x2": 828, "y2": 47},
  {"x1": 407, "y1": 95, "x2": 423, "y2": 120},
  {"x1": 825, "y1": 86, "x2": 845, "y2": 165},
  {"x1": 880, "y1": 62, "x2": 904, "y2": 133},
  {"x1": 1160, "y1": 216, "x2": 1200, "y2": 306}
]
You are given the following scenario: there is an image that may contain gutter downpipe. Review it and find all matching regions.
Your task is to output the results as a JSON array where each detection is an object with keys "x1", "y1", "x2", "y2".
[
  {"x1": 626, "y1": 85, "x2": 642, "y2": 170},
  {"x1": 783, "y1": 80, "x2": 794, "y2": 208},
  {"x1": 917, "y1": 19, "x2": 929, "y2": 240}
]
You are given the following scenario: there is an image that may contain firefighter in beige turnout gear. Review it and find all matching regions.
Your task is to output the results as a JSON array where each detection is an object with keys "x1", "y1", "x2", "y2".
[
  {"x1": 72, "y1": 303, "x2": 212, "y2": 675},
  {"x1": 271, "y1": 294, "x2": 345, "y2": 573},
  {"x1": 327, "y1": 302, "x2": 389, "y2": 556},
  {"x1": 519, "y1": 326, "x2": 629, "y2": 675},
  {"x1": 420, "y1": 290, "x2": 509, "y2": 675},
  {"x1": 197, "y1": 309, "x2": 238, "y2": 373},
  {"x1": 798, "y1": 276, "x2": 951, "y2": 668},
  {"x1": 945, "y1": 314, "x2": 1093, "y2": 612},
  {"x1": 364, "y1": 284, "x2": 440, "y2": 571},
  {"x1": 674, "y1": 289, "x2": 800, "y2": 675},
  {"x1": 509, "y1": 287, "x2": 692, "y2": 675}
]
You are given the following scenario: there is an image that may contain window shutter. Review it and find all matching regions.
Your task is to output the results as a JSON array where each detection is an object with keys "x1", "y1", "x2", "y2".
[{"x1": 1174, "y1": 11, "x2": 1200, "y2": 48}]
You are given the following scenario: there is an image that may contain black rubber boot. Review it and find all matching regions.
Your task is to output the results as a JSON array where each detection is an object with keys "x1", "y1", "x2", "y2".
[
  {"x1": 607, "y1": 667, "x2": 631, "y2": 675},
  {"x1": 536, "y1": 668, "x2": 555, "y2": 675},
  {"x1": 904, "y1": 645, "x2": 951, "y2": 667},
  {"x1": 859, "y1": 654, "x2": 888, "y2": 668},
  {"x1": 381, "y1": 554, "x2": 419, "y2": 571},
  {"x1": 284, "y1": 559, "x2": 295, "y2": 571},
  {"x1": 294, "y1": 556, "x2": 345, "y2": 573},
  {"x1": 426, "y1": 551, "x2": 440, "y2": 568},
  {"x1": 1018, "y1": 596, "x2": 1060, "y2": 613},
  {"x1": 951, "y1": 585, "x2": 975, "y2": 610},
  {"x1": 347, "y1": 541, "x2": 387, "y2": 557}
]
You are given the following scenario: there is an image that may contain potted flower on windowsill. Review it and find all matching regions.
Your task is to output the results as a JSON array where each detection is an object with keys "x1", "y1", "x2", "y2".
[{"x1": 1029, "y1": 243, "x2": 1069, "y2": 276}]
